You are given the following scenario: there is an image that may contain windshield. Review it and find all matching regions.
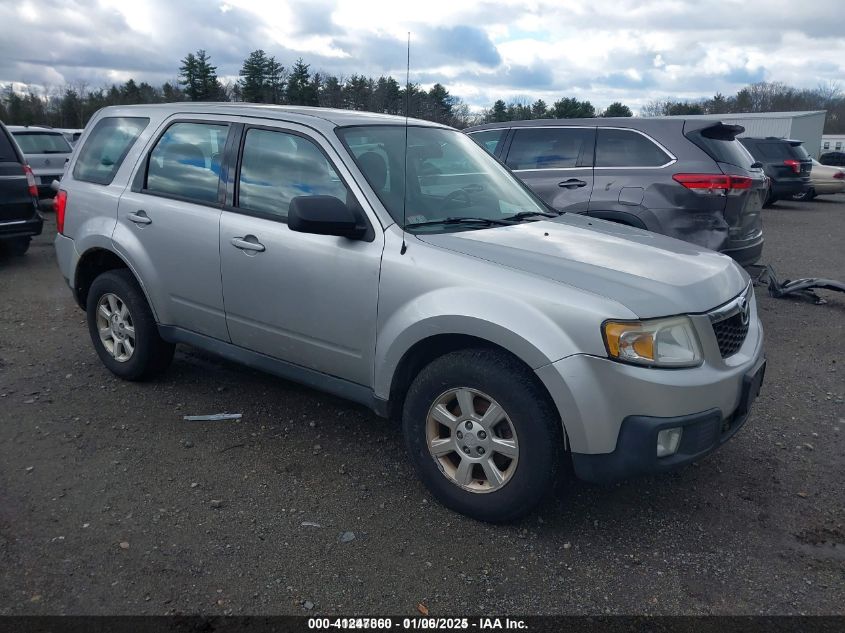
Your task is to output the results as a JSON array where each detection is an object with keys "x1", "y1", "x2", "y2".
[
  {"x1": 336, "y1": 125, "x2": 550, "y2": 231},
  {"x1": 12, "y1": 131, "x2": 72, "y2": 154}
]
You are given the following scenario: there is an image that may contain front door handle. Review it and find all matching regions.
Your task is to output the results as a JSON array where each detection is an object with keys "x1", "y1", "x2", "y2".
[
  {"x1": 127, "y1": 210, "x2": 152, "y2": 225},
  {"x1": 231, "y1": 236, "x2": 265, "y2": 252},
  {"x1": 559, "y1": 179, "x2": 587, "y2": 189}
]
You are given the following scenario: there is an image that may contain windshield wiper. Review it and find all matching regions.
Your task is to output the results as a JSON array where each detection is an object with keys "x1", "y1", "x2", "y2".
[
  {"x1": 502, "y1": 210, "x2": 561, "y2": 222},
  {"x1": 405, "y1": 216, "x2": 513, "y2": 229}
]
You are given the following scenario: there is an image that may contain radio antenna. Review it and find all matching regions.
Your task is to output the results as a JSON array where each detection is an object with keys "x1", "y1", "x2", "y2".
[{"x1": 400, "y1": 31, "x2": 410, "y2": 255}]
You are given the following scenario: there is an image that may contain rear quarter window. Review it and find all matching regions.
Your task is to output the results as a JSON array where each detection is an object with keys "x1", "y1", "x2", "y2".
[
  {"x1": 73, "y1": 117, "x2": 149, "y2": 185},
  {"x1": 595, "y1": 128, "x2": 671, "y2": 168},
  {"x1": 689, "y1": 133, "x2": 754, "y2": 168}
]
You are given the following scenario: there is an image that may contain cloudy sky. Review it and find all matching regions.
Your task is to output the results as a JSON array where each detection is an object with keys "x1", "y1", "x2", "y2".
[{"x1": 1, "y1": 0, "x2": 844, "y2": 112}]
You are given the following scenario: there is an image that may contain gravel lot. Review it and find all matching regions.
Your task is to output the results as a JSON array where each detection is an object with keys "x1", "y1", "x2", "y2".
[{"x1": 1, "y1": 198, "x2": 843, "y2": 616}]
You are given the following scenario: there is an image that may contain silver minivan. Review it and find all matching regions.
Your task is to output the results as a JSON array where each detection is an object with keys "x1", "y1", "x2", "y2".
[{"x1": 54, "y1": 104, "x2": 765, "y2": 522}]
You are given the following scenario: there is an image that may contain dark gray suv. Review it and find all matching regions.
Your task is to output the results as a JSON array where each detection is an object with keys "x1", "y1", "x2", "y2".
[{"x1": 466, "y1": 118, "x2": 766, "y2": 266}]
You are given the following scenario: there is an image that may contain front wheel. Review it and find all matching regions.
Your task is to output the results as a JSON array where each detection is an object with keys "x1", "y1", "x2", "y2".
[
  {"x1": 402, "y1": 349, "x2": 564, "y2": 522},
  {"x1": 86, "y1": 269, "x2": 174, "y2": 381}
]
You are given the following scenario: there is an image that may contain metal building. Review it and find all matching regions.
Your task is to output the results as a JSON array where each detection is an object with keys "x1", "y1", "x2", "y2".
[{"x1": 668, "y1": 111, "x2": 827, "y2": 158}]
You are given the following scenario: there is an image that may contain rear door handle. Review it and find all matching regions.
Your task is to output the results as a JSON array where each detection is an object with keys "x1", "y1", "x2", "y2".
[
  {"x1": 127, "y1": 210, "x2": 152, "y2": 225},
  {"x1": 231, "y1": 236, "x2": 265, "y2": 252},
  {"x1": 559, "y1": 179, "x2": 587, "y2": 189}
]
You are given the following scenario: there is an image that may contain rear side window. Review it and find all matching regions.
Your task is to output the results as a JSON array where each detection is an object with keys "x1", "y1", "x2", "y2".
[
  {"x1": 689, "y1": 132, "x2": 754, "y2": 169},
  {"x1": 12, "y1": 132, "x2": 72, "y2": 154},
  {"x1": 0, "y1": 128, "x2": 18, "y2": 162},
  {"x1": 74, "y1": 117, "x2": 149, "y2": 185},
  {"x1": 595, "y1": 128, "x2": 671, "y2": 168},
  {"x1": 145, "y1": 121, "x2": 228, "y2": 204},
  {"x1": 237, "y1": 128, "x2": 349, "y2": 220},
  {"x1": 506, "y1": 127, "x2": 594, "y2": 170},
  {"x1": 469, "y1": 129, "x2": 507, "y2": 156}
]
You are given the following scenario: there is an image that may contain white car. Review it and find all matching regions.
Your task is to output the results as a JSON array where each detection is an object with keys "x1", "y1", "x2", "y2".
[{"x1": 794, "y1": 158, "x2": 845, "y2": 200}]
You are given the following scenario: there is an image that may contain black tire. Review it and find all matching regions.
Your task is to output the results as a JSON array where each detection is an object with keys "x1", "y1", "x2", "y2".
[
  {"x1": 86, "y1": 269, "x2": 174, "y2": 381},
  {"x1": 4, "y1": 237, "x2": 31, "y2": 256},
  {"x1": 402, "y1": 348, "x2": 563, "y2": 523}
]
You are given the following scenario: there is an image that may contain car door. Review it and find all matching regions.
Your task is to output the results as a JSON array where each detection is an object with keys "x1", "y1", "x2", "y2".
[
  {"x1": 219, "y1": 123, "x2": 383, "y2": 387},
  {"x1": 588, "y1": 127, "x2": 676, "y2": 219},
  {"x1": 113, "y1": 118, "x2": 231, "y2": 341},
  {"x1": 502, "y1": 126, "x2": 595, "y2": 213},
  {"x1": 0, "y1": 125, "x2": 36, "y2": 226}
]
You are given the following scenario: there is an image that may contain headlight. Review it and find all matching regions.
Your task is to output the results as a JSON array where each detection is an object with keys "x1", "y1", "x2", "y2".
[{"x1": 602, "y1": 316, "x2": 702, "y2": 368}]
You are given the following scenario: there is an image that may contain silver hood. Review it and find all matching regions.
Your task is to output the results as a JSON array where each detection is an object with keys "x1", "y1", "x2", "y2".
[{"x1": 417, "y1": 213, "x2": 749, "y2": 318}]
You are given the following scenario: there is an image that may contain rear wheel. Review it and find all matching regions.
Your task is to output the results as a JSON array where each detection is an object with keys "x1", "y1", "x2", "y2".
[
  {"x1": 86, "y1": 269, "x2": 174, "y2": 381},
  {"x1": 402, "y1": 348, "x2": 563, "y2": 522}
]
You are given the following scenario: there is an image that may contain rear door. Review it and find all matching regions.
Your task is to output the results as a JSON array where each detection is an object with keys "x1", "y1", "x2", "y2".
[
  {"x1": 114, "y1": 118, "x2": 231, "y2": 341},
  {"x1": 588, "y1": 127, "x2": 675, "y2": 220},
  {"x1": 502, "y1": 126, "x2": 595, "y2": 213},
  {"x1": 0, "y1": 125, "x2": 35, "y2": 224}
]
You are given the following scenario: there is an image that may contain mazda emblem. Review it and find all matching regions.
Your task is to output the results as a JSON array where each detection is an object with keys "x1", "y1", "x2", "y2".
[{"x1": 738, "y1": 296, "x2": 750, "y2": 325}]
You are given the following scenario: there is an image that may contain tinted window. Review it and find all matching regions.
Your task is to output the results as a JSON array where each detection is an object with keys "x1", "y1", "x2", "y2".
[
  {"x1": 506, "y1": 128, "x2": 594, "y2": 169},
  {"x1": 752, "y1": 142, "x2": 791, "y2": 160},
  {"x1": 146, "y1": 122, "x2": 228, "y2": 203},
  {"x1": 73, "y1": 117, "x2": 148, "y2": 185},
  {"x1": 0, "y1": 127, "x2": 18, "y2": 162},
  {"x1": 237, "y1": 128, "x2": 348, "y2": 220},
  {"x1": 595, "y1": 128, "x2": 671, "y2": 167},
  {"x1": 12, "y1": 132, "x2": 72, "y2": 154},
  {"x1": 688, "y1": 132, "x2": 754, "y2": 168},
  {"x1": 790, "y1": 144, "x2": 809, "y2": 160},
  {"x1": 469, "y1": 129, "x2": 507, "y2": 155}
]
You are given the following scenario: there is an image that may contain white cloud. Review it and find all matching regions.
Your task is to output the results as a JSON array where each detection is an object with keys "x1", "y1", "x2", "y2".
[{"x1": 0, "y1": 0, "x2": 843, "y2": 111}]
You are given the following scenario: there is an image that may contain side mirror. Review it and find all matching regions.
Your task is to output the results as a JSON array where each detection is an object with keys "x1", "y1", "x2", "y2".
[{"x1": 288, "y1": 196, "x2": 366, "y2": 239}]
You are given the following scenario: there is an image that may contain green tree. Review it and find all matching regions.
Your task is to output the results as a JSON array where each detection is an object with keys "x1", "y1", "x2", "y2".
[
  {"x1": 531, "y1": 99, "x2": 548, "y2": 118},
  {"x1": 179, "y1": 49, "x2": 221, "y2": 101},
  {"x1": 551, "y1": 97, "x2": 595, "y2": 118},
  {"x1": 239, "y1": 49, "x2": 270, "y2": 102},
  {"x1": 601, "y1": 102, "x2": 632, "y2": 117},
  {"x1": 491, "y1": 99, "x2": 508, "y2": 122},
  {"x1": 286, "y1": 58, "x2": 318, "y2": 106},
  {"x1": 319, "y1": 75, "x2": 344, "y2": 108}
]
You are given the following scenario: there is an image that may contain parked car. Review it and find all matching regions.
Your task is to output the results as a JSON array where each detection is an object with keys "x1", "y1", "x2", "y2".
[
  {"x1": 54, "y1": 104, "x2": 765, "y2": 522},
  {"x1": 792, "y1": 158, "x2": 845, "y2": 200},
  {"x1": 738, "y1": 137, "x2": 811, "y2": 206},
  {"x1": 54, "y1": 128, "x2": 85, "y2": 146},
  {"x1": 465, "y1": 117, "x2": 766, "y2": 266},
  {"x1": 819, "y1": 151, "x2": 845, "y2": 167},
  {"x1": 0, "y1": 120, "x2": 43, "y2": 255},
  {"x1": 8, "y1": 125, "x2": 73, "y2": 199}
]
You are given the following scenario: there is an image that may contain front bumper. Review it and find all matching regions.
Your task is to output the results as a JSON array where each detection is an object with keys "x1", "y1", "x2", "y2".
[
  {"x1": 535, "y1": 295, "x2": 765, "y2": 482},
  {"x1": 571, "y1": 356, "x2": 765, "y2": 483}
]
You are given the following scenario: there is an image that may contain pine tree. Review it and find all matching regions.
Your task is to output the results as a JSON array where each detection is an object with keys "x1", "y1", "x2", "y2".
[
  {"x1": 239, "y1": 49, "x2": 270, "y2": 102},
  {"x1": 180, "y1": 50, "x2": 220, "y2": 101},
  {"x1": 286, "y1": 59, "x2": 317, "y2": 106},
  {"x1": 602, "y1": 102, "x2": 632, "y2": 117}
]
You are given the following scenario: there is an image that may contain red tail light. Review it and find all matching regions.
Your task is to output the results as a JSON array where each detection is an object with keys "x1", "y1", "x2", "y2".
[
  {"x1": 783, "y1": 159, "x2": 801, "y2": 174},
  {"x1": 673, "y1": 173, "x2": 753, "y2": 195},
  {"x1": 833, "y1": 171, "x2": 844, "y2": 180},
  {"x1": 23, "y1": 164, "x2": 38, "y2": 198},
  {"x1": 55, "y1": 190, "x2": 68, "y2": 235}
]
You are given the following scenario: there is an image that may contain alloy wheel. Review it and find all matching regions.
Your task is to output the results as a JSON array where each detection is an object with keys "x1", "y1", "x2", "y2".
[
  {"x1": 95, "y1": 293, "x2": 136, "y2": 362},
  {"x1": 425, "y1": 387, "x2": 519, "y2": 493}
]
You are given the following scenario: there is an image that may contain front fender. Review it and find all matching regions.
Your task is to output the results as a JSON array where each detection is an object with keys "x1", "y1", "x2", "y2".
[{"x1": 374, "y1": 285, "x2": 582, "y2": 401}]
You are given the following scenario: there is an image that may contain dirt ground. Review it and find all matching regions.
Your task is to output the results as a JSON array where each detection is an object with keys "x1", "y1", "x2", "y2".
[{"x1": 0, "y1": 198, "x2": 843, "y2": 615}]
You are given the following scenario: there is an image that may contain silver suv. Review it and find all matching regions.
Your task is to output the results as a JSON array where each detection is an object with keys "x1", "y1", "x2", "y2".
[{"x1": 54, "y1": 104, "x2": 766, "y2": 522}]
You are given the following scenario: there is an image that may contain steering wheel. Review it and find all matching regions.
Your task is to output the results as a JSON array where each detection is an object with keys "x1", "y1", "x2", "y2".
[{"x1": 444, "y1": 189, "x2": 473, "y2": 208}]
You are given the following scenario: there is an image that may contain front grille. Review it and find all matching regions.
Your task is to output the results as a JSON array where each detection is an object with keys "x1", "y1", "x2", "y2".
[{"x1": 712, "y1": 312, "x2": 749, "y2": 358}]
